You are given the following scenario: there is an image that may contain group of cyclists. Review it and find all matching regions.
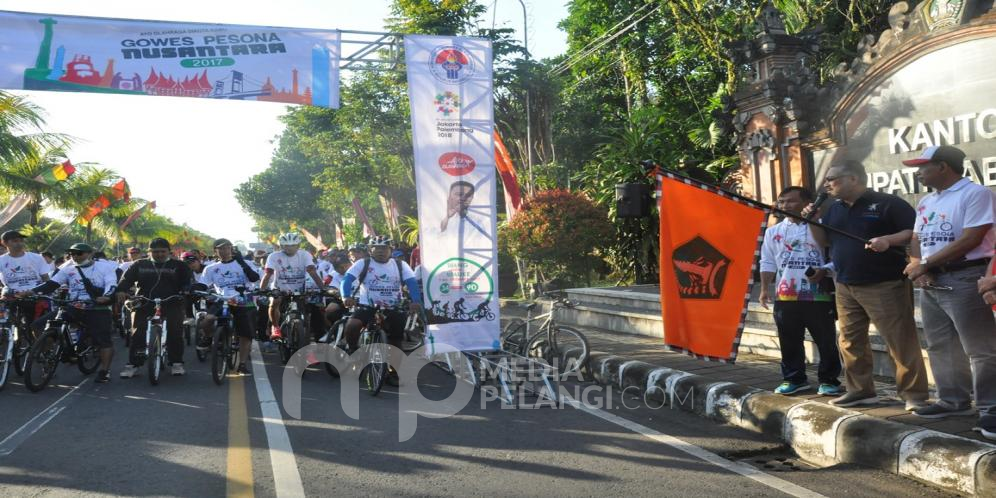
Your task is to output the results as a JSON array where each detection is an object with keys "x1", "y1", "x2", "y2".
[{"x1": 0, "y1": 229, "x2": 423, "y2": 389}]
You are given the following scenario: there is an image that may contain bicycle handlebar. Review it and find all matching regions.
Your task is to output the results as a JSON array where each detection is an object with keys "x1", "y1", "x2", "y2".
[{"x1": 123, "y1": 294, "x2": 187, "y2": 311}]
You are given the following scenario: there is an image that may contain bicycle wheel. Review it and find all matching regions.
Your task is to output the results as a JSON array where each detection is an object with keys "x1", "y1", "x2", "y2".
[
  {"x1": 76, "y1": 333, "x2": 101, "y2": 375},
  {"x1": 13, "y1": 326, "x2": 31, "y2": 376},
  {"x1": 500, "y1": 318, "x2": 527, "y2": 354},
  {"x1": 147, "y1": 326, "x2": 163, "y2": 385},
  {"x1": 0, "y1": 330, "x2": 11, "y2": 391},
  {"x1": 211, "y1": 326, "x2": 229, "y2": 386},
  {"x1": 324, "y1": 319, "x2": 347, "y2": 378},
  {"x1": 24, "y1": 330, "x2": 60, "y2": 392},
  {"x1": 227, "y1": 334, "x2": 240, "y2": 371},
  {"x1": 527, "y1": 325, "x2": 590, "y2": 380},
  {"x1": 400, "y1": 315, "x2": 425, "y2": 353},
  {"x1": 360, "y1": 329, "x2": 387, "y2": 396}
]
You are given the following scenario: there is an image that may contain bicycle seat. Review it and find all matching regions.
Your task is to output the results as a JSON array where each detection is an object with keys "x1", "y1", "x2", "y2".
[{"x1": 524, "y1": 302, "x2": 538, "y2": 312}]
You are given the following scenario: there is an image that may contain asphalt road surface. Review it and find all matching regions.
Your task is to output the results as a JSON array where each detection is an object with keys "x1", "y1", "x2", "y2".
[{"x1": 0, "y1": 338, "x2": 954, "y2": 497}]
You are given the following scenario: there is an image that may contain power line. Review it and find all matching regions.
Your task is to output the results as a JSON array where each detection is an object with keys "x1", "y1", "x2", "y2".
[
  {"x1": 549, "y1": 2, "x2": 652, "y2": 75},
  {"x1": 551, "y1": 3, "x2": 660, "y2": 77}
]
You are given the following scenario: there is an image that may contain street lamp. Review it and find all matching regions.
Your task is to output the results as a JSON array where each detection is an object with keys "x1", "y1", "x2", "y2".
[{"x1": 513, "y1": 0, "x2": 533, "y2": 196}]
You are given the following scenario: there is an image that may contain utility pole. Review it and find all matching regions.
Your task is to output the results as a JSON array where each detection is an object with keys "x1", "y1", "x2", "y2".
[{"x1": 515, "y1": 0, "x2": 534, "y2": 196}]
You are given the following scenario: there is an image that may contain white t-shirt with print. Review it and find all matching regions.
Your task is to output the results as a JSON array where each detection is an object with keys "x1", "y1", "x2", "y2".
[
  {"x1": 49, "y1": 260, "x2": 119, "y2": 303},
  {"x1": 0, "y1": 252, "x2": 50, "y2": 293},
  {"x1": 759, "y1": 219, "x2": 832, "y2": 302},
  {"x1": 264, "y1": 251, "x2": 315, "y2": 292},
  {"x1": 201, "y1": 260, "x2": 254, "y2": 299},
  {"x1": 346, "y1": 258, "x2": 415, "y2": 307},
  {"x1": 915, "y1": 178, "x2": 996, "y2": 262}
]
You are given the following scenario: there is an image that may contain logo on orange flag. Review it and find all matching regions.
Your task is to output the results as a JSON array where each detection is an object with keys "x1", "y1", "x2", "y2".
[{"x1": 657, "y1": 173, "x2": 770, "y2": 362}]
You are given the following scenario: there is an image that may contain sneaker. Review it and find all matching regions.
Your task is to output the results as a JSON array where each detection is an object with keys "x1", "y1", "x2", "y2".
[
  {"x1": 818, "y1": 383, "x2": 845, "y2": 396},
  {"x1": 96, "y1": 370, "x2": 110, "y2": 383},
  {"x1": 774, "y1": 382, "x2": 811, "y2": 395},
  {"x1": 905, "y1": 399, "x2": 930, "y2": 412},
  {"x1": 171, "y1": 363, "x2": 186, "y2": 376},
  {"x1": 237, "y1": 363, "x2": 251, "y2": 376},
  {"x1": 119, "y1": 364, "x2": 140, "y2": 379},
  {"x1": 270, "y1": 326, "x2": 283, "y2": 340},
  {"x1": 829, "y1": 392, "x2": 880, "y2": 407},
  {"x1": 913, "y1": 403, "x2": 974, "y2": 419}
]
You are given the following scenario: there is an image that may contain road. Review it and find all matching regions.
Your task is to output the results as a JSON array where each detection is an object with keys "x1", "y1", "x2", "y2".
[{"x1": 0, "y1": 338, "x2": 953, "y2": 497}]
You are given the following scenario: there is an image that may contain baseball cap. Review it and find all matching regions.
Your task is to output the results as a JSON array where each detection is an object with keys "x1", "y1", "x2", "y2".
[
  {"x1": 1, "y1": 230, "x2": 25, "y2": 242},
  {"x1": 212, "y1": 238, "x2": 233, "y2": 248},
  {"x1": 902, "y1": 145, "x2": 966, "y2": 167},
  {"x1": 68, "y1": 242, "x2": 95, "y2": 254},
  {"x1": 180, "y1": 251, "x2": 198, "y2": 261}
]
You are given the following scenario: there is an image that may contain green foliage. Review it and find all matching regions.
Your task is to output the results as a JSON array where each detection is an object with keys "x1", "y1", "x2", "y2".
[{"x1": 504, "y1": 189, "x2": 612, "y2": 287}]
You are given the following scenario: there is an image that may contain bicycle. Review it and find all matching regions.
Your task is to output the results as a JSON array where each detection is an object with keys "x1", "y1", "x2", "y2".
[
  {"x1": 193, "y1": 290, "x2": 251, "y2": 386},
  {"x1": 124, "y1": 294, "x2": 186, "y2": 386},
  {"x1": 265, "y1": 289, "x2": 324, "y2": 365},
  {"x1": 0, "y1": 297, "x2": 43, "y2": 385},
  {"x1": 23, "y1": 297, "x2": 102, "y2": 392},
  {"x1": 0, "y1": 301, "x2": 20, "y2": 391},
  {"x1": 500, "y1": 292, "x2": 590, "y2": 380},
  {"x1": 187, "y1": 296, "x2": 209, "y2": 362}
]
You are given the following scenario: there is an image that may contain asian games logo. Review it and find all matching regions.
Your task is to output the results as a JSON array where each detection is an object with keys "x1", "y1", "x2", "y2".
[
  {"x1": 434, "y1": 91, "x2": 461, "y2": 117},
  {"x1": 429, "y1": 46, "x2": 475, "y2": 84}
]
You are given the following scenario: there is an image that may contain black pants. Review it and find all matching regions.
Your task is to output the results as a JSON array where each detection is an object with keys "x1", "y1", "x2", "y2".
[
  {"x1": 773, "y1": 300, "x2": 841, "y2": 385},
  {"x1": 308, "y1": 303, "x2": 326, "y2": 341},
  {"x1": 130, "y1": 302, "x2": 185, "y2": 365},
  {"x1": 32, "y1": 307, "x2": 113, "y2": 348}
]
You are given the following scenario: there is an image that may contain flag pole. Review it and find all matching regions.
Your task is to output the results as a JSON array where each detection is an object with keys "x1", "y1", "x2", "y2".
[{"x1": 645, "y1": 162, "x2": 877, "y2": 246}]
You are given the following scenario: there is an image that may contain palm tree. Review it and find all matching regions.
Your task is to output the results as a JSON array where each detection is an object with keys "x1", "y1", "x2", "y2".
[
  {"x1": 0, "y1": 90, "x2": 69, "y2": 165},
  {"x1": 55, "y1": 167, "x2": 124, "y2": 244}
]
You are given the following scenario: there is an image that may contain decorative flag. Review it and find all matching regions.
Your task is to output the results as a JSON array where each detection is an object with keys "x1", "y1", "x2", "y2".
[
  {"x1": 78, "y1": 178, "x2": 130, "y2": 224},
  {"x1": 378, "y1": 194, "x2": 401, "y2": 233},
  {"x1": 0, "y1": 10, "x2": 341, "y2": 108},
  {"x1": 300, "y1": 227, "x2": 327, "y2": 250},
  {"x1": 657, "y1": 172, "x2": 770, "y2": 362},
  {"x1": 334, "y1": 222, "x2": 346, "y2": 247},
  {"x1": 351, "y1": 197, "x2": 376, "y2": 238},
  {"x1": 493, "y1": 130, "x2": 522, "y2": 218},
  {"x1": 406, "y1": 35, "x2": 500, "y2": 351},
  {"x1": 119, "y1": 200, "x2": 155, "y2": 230},
  {"x1": 0, "y1": 194, "x2": 32, "y2": 227},
  {"x1": 33, "y1": 160, "x2": 75, "y2": 185}
]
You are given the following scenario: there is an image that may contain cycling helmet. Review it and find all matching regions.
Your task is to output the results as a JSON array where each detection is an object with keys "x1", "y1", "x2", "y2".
[
  {"x1": 278, "y1": 232, "x2": 302, "y2": 246},
  {"x1": 347, "y1": 243, "x2": 367, "y2": 252},
  {"x1": 367, "y1": 235, "x2": 393, "y2": 247}
]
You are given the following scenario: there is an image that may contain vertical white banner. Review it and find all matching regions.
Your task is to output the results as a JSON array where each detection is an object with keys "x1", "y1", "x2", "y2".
[{"x1": 405, "y1": 35, "x2": 499, "y2": 351}]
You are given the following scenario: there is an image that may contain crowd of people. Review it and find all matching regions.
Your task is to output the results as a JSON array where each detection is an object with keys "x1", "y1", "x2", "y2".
[
  {"x1": 0, "y1": 230, "x2": 422, "y2": 386},
  {"x1": 758, "y1": 145, "x2": 996, "y2": 441}
]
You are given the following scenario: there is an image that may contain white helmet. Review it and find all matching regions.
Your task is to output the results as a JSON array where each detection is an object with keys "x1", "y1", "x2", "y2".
[{"x1": 278, "y1": 232, "x2": 302, "y2": 246}]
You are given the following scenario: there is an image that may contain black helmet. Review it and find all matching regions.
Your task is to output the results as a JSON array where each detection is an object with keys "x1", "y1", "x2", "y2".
[
  {"x1": 68, "y1": 242, "x2": 95, "y2": 254},
  {"x1": 348, "y1": 242, "x2": 367, "y2": 252}
]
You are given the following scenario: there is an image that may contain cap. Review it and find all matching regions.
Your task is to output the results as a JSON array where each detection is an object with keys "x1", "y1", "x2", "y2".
[
  {"x1": 148, "y1": 237, "x2": 170, "y2": 249},
  {"x1": 212, "y1": 238, "x2": 233, "y2": 248},
  {"x1": 127, "y1": 246, "x2": 142, "y2": 253},
  {"x1": 180, "y1": 251, "x2": 198, "y2": 261},
  {"x1": 68, "y1": 242, "x2": 94, "y2": 253},
  {"x1": 253, "y1": 249, "x2": 267, "y2": 257},
  {"x1": 902, "y1": 145, "x2": 967, "y2": 167},
  {"x1": 1, "y1": 230, "x2": 25, "y2": 242}
]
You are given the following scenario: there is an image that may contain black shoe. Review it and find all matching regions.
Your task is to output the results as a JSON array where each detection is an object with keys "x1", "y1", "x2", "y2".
[
  {"x1": 95, "y1": 370, "x2": 110, "y2": 383},
  {"x1": 237, "y1": 363, "x2": 252, "y2": 376},
  {"x1": 385, "y1": 368, "x2": 400, "y2": 387}
]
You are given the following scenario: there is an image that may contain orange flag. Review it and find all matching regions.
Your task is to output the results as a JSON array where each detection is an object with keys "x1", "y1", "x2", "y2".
[
  {"x1": 658, "y1": 173, "x2": 770, "y2": 362},
  {"x1": 493, "y1": 130, "x2": 522, "y2": 218}
]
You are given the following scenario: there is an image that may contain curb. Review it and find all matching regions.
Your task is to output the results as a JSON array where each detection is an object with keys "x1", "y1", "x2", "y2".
[{"x1": 568, "y1": 350, "x2": 996, "y2": 495}]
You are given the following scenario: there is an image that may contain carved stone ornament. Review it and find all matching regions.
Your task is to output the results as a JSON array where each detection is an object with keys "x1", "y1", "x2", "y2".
[{"x1": 743, "y1": 128, "x2": 775, "y2": 153}]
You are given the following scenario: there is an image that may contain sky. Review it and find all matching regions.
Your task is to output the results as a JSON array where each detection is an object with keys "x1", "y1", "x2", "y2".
[{"x1": 0, "y1": 0, "x2": 568, "y2": 246}]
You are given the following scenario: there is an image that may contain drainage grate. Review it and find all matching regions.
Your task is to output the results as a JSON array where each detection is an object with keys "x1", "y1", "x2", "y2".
[{"x1": 740, "y1": 454, "x2": 814, "y2": 472}]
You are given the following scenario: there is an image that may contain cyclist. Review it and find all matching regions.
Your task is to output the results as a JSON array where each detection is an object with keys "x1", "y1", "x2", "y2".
[
  {"x1": 323, "y1": 254, "x2": 351, "y2": 332},
  {"x1": 1, "y1": 230, "x2": 51, "y2": 332},
  {"x1": 303, "y1": 251, "x2": 329, "y2": 343},
  {"x1": 347, "y1": 243, "x2": 368, "y2": 264},
  {"x1": 261, "y1": 233, "x2": 325, "y2": 340},
  {"x1": 28, "y1": 243, "x2": 118, "y2": 383},
  {"x1": 117, "y1": 238, "x2": 194, "y2": 378},
  {"x1": 118, "y1": 246, "x2": 144, "y2": 274},
  {"x1": 199, "y1": 238, "x2": 260, "y2": 375},
  {"x1": 181, "y1": 251, "x2": 205, "y2": 282},
  {"x1": 341, "y1": 236, "x2": 422, "y2": 384}
]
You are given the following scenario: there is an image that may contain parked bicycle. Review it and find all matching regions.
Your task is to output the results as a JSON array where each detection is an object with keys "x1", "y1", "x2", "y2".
[
  {"x1": 500, "y1": 292, "x2": 590, "y2": 380},
  {"x1": 124, "y1": 294, "x2": 186, "y2": 385},
  {"x1": 23, "y1": 297, "x2": 101, "y2": 392}
]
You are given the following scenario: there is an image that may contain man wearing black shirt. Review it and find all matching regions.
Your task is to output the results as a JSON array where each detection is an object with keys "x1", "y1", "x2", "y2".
[
  {"x1": 116, "y1": 238, "x2": 194, "y2": 378},
  {"x1": 805, "y1": 160, "x2": 929, "y2": 409}
]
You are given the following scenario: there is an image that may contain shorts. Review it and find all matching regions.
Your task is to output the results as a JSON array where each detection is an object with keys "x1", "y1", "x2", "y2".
[
  {"x1": 350, "y1": 306, "x2": 407, "y2": 339},
  {"x1": 31, "y1": 307, "x2": 113, "y2": 348},
  {"x1": 206, "y1": 303, "x2": 254, "y2": 339}
]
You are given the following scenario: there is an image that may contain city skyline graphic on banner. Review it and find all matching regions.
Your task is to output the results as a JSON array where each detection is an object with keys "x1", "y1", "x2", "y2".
[{"x1": 18, "y1": 13, "x2": 334, "y2": 106}]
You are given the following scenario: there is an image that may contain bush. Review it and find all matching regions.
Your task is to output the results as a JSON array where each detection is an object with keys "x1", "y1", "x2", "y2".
[{"x1": 504, "y1": 189, "x2": 613, "y2": 288}]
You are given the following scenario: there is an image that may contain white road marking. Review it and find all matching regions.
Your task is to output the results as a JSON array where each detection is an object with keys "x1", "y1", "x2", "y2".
[
  {"x1": 123, "y1": 395, "x2": 202, "y2": 409},
  {"x1": 562, "y1": 393, "x2": 828, "y2": 498},
  {"x1": 0, "y1": 378, "x2": 88, "y2": 457},
  {"x1": 250, "y1": 343, "x2": 306, "y2": 498}
]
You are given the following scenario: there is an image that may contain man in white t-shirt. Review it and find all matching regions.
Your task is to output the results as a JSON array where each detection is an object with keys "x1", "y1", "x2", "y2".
[
  {"x1": 0, "y1": 230, "x2": 51, "y2": 329},
  {"x1": 341, "y1": 236, "x2": 422, "y2": 374},
  {"x1": 901, "y1": 145, "x2": 996, "y2": 429},
  {"x1": 260, "y1": 232, "x2": 324, "y2": 340}
]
